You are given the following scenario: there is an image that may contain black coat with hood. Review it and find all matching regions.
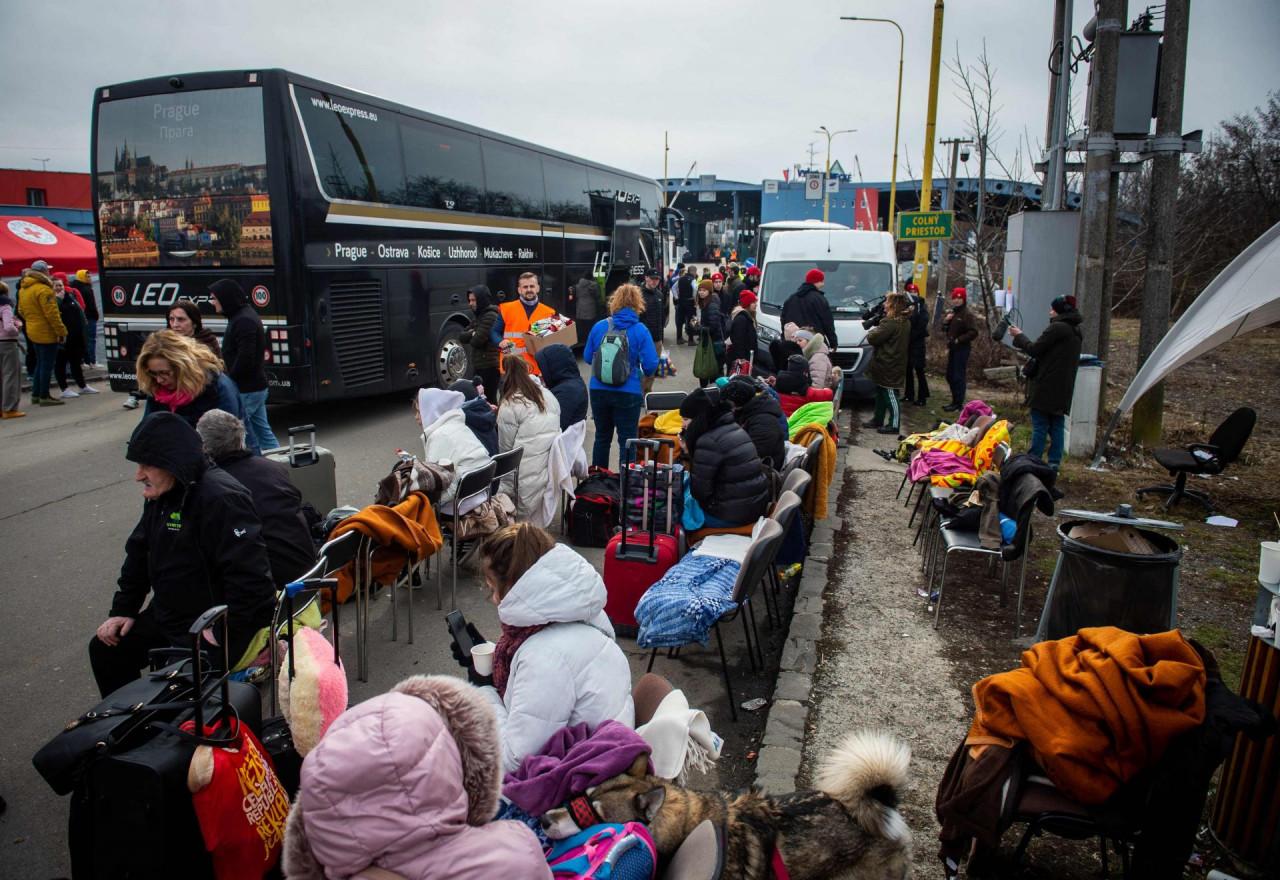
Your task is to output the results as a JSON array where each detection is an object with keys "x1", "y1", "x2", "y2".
[
  {"x1": 640, "y1": 282, "x2": 669, "y2": 348},
  {"x1": 448, "y1": 379, "x2": 500, "y2": 455},
  {"x1": 70, "y1": 278, "x2": 98, "y2": 321},
  {"x1": 210, "y1": 279, "x2": 267, "y2": 393},
  {"x1": 459, "y1": 285, "x2": 501, "y2": 370},
  {"x1": 726, "y1": 381, "x2": 787, "y2": 468},
  {"x1": 1012, "y1": 311, "x2": 1084, "y2": 415},
  {"x1": 781, "y1": 283, "x2": 839, "y2": 350},
  {"x1": 111, "y1": 413, "x2": 276, "y2": 662},
  {"x1": 682, "y1": 390, "x2": 771, "y2": 523},
  {"x1": 213, "y1": 449, "x2": 317, "y2": 590},
  {"x1": 535, "y1": 343, "x2": 588, "y2": 429},
  {"x1": 729, "y1": 306, "x2": 758, "y2": 364}
]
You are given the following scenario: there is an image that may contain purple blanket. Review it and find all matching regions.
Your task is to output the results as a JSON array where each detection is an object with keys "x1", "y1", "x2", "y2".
[
  {"x1": 502, "y1": 721, "x2": 651, "y2": 817},
  {"x1": 958, "y1": 399, "x2": 993, "y2": 425},
  {"x1": 908, "y1": 448, "x2": 975, "y2": 483}
]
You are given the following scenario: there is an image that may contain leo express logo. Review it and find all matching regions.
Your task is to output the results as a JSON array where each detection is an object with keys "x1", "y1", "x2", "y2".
[{"x1": 112, "y1": 282, "x2": 270, "y2": 308}]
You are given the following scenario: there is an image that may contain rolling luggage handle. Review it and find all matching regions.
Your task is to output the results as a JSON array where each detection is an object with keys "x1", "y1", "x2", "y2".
[
  {"x1": 144, "y1": 606, "x2": 241, "y2": 748},
  {"x1": 619, "y1": 438, "x2": 675, "y2": 562},
  {"x1": 287, "y1": 424, "x2": 320, "y2": 467}
]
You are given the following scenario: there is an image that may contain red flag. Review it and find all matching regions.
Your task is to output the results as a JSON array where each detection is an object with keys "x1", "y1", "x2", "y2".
[{"x1": 782, "y1": 169, "x2": 790, "y2": 182}]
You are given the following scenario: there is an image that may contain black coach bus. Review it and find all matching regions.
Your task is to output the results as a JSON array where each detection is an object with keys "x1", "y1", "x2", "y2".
[{"x1": 93, "y1": 69, "x2": 673, "y2": 401}]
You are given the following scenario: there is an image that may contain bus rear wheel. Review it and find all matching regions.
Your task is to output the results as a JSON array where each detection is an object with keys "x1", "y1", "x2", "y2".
[{"x1": 436, "y1": 323, "x2": 472, "y2": 387}]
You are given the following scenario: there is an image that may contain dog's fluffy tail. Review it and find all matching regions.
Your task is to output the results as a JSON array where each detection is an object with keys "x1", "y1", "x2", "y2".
[{"x1": 814, "y1": 730, "x2": 912, "y2": 844}]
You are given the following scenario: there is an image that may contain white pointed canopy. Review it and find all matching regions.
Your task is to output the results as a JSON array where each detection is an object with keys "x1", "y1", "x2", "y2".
[{"x1": 1096, "y1": 220, "x2": 1280, "y2": 459}]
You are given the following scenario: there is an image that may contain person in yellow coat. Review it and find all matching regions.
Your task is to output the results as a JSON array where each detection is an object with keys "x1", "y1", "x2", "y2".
[
  {"x1": 17, "y1": 260, "x2": 67, "y2": 406},
  {"x1": 491, "y1": 272, "x2": 555, "y2": 376}
]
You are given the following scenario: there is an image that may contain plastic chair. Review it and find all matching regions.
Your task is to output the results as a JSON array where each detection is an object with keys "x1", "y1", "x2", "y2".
[
  {"x1": 646, "y1": 519, "x2": 785, "y2": 722},
  {"x1": 780, "y1": 466, "x2": 812, "y2": 505},
  {"x1": 765, "y1": 491, "x2": 804, "y2": 626},
  {"x1": 929, "y1": 494, "x2": 1039, "y2": 633},
  {"x1": 664, "y1": 819, "x2": 724, "y2": 880},
  {"x1": 489, "y1": 447, "x2": 523, "y2": 502},
  {"x1": 1136, "y1": 407, "x2": 1256, "y2": 511},
  {"x1": 645, "y1": 390, "x2": 688, "y2": 413},
  {"x1": 437, "y1": 461, "x2": 498, "y2": 611}
]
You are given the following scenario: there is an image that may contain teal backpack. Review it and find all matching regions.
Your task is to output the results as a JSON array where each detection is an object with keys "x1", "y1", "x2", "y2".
[{"x1": 592, "y1": 319, "x2": 631, "y2": 386}]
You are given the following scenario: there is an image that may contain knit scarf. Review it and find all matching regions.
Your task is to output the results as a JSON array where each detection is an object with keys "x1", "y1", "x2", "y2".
[
  {"x1": 152, "y1": 385, "x2": 196, "y2": 411},
  {"x1": 493, "y1": 622, "x2": 550, "y2": 697}
]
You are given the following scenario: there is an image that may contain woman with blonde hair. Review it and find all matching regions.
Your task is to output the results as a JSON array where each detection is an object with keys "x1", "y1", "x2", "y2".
[
  {"x1": 580, "y1": 282, "x2": 659, "y2": 467},
  {"x1": 138, "y1": 330, "x2": 242, "y2": 427},
  {"x1": 497, "y1": 354, "x2": 561, "y2": 523},
  {"x1": 455, "y1": 522, "x2": 632, "y2": 773}
]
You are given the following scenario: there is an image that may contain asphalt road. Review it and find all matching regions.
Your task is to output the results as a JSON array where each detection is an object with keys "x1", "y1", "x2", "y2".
[{"x1": 0, "y1": 330, "x2": 776, "y2": 878}]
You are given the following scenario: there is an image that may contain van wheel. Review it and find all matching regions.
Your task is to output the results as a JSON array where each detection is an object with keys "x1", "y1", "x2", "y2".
[{"x1": 436, "y1": 323, "x2": 471, "y2": 387}]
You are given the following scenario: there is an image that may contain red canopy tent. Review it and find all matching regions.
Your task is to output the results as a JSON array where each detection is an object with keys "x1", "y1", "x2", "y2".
[{"x1": 0, "y1": 215, "x2": 98, "y2": 275}]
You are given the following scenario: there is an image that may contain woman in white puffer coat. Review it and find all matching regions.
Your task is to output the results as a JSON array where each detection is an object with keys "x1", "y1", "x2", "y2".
[
  {"x1": 416, "y1": 388, "x2": 492, "y2": 514},
  {"x1": 467, "y1": 523, "x2": 634, "y2": 774},
  {"x1": 495, "y1": 355, "x2": 561, "y2": 524}
]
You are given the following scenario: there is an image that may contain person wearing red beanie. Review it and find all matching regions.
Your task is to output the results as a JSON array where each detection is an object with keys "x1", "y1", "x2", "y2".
[
  {"x1": 941, "y1": 286, "x2": 978, "y2": 411},
  {"x1": 781, "y1": 267, "x2": 838, "y2": 352}
]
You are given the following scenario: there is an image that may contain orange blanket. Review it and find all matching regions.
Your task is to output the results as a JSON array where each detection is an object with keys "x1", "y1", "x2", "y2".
[
  {"x1": 791, "y1": 423, "x2": 835, "y2": 521},
  {"x1": 967, "y1": 627, "x2": 1205, "y2": 804},
  {"x1": 330, "y1": 492, "x2": 444, "y2": 604}
]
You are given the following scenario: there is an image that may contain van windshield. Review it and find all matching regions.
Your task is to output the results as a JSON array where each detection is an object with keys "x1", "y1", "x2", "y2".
[{"x1": 760, "y1": 260, "x2": 893, "y2": 316}]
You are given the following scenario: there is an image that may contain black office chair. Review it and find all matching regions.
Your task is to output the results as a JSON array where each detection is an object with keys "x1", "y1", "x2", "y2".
[{"x1": 1136, "y1": 407, "x2": 1256, "y2": 511}]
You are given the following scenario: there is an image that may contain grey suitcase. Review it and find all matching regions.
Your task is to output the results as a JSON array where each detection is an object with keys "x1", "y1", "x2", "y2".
[{"x1": 265, "y1": 423, "x2": 337, "y2": 514}]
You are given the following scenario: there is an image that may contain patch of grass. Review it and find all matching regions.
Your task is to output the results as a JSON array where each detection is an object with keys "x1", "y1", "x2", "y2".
[{"x1": 1187, "y1": 622, "x2": 1244, "y2": 686}]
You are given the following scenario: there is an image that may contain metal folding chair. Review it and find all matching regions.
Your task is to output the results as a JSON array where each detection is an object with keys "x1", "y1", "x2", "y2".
[
  {"x1": 645, "y1": 390, "x2": 688, "y2": 413},
  {"x1": 646, "y1": 520, "x2": 785, "y2": 722},
  {"x1": 489, "y1": 447, "x2": 523, "y2": 503},
  {"x1": 766, "y1": 490, "x2": 804, "y2": 626},
  {"x1": 928, "y1": 496, "x2": 1038, "y2": 633},
  {"x1": 438, "y1": 461, "x2": 499, "y2": 611}
]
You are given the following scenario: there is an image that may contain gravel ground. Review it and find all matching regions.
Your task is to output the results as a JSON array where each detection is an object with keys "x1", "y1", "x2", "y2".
[{"x1": 798, "y1": 442, "x2": 970, "y2": 879}]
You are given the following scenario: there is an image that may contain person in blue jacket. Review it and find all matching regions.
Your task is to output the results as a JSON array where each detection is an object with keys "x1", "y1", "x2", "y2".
[{"x1": 581, "y1": 283, "x2": 659, "y2": 469}]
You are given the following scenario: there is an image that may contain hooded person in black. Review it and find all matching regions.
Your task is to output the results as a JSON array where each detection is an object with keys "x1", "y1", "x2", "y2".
[
  {"x1": 448, "y1": 378, "x2": 499, "y2": 455},
  {"x1": 680, "y1": 386, "x2": 771, "y2": 526},
  {"x1": 459, "y1": 284, "x2": 501, "y2": 402},
  {"x1": 723, "y1": 375, "x2": 787, "y2": 469},
  {"x1": 209, "y1": 278, "x2": 277, "y2": 452},
  {"x1": 89, "y1": 412, "x2": 277, "y2": 697},
  {"x1": 1010, "y1": 295, "x2": 1085, "y2": 471},
  {"x1": 534, "y1": 343, "x2": 588, "y2": 430},
  {"x1": 780, "y1": 269, "x2": 839, "y2": 350}
]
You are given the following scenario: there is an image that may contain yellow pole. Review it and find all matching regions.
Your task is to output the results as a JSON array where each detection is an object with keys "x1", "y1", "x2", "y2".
[
  {"x1": 913, "y1": 0, "x2": 945, "y2": 295},
  {"x1": 823, "y1": 133, "x2": 832, "y2": 222},
  {"x1": 842, "y1": 17, "x2": 905, "y2": 234}
]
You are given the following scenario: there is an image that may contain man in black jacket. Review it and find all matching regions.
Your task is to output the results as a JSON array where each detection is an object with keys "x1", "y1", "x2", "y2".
[
  {"x1": 674, "y1": 265, "x2": 696, "y2": 345},
  {"x1": 89, "y1": 413, "x2": 277, "y2": 697},
  {"x1": 1010, "y1": 295, "x2": 1084, "y2": 472},
  {"x1": 209, "y1": 278, "x2": 277, "y2": 452},
  {"x1": 903, "y1": 281, "x2": 930, "y2": 405},
  {"x1": 781, "y1": 269, "x2": 839, "y2": 350},
  {"x1": 639, "y1": 267, "x2": 669, "y2": 350},
  {"x1": 196, "y1": 409, "x2": 317, "y2": 591}
]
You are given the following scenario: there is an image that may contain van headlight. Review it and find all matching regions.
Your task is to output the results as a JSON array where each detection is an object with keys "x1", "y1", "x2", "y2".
[{"x1": 758, "y1": 323, "x2": 780, "y2": 342}]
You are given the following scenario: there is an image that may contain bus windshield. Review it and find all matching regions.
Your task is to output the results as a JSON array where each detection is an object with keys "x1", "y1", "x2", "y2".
[
  {"x1": 761, "y1": 260, "x2": 893, "y2": 316},
  {"x1": 95, "y1": 86, "x2": 273, "y2": 268}
]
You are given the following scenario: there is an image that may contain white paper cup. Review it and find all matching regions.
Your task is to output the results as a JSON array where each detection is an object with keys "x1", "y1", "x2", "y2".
[
  {"x1": 471, "y1": 642, "x2": 496, "y2": 677},
  {"x1": 1260, "y1": 541, "x2": 1280, "y2": 584}
]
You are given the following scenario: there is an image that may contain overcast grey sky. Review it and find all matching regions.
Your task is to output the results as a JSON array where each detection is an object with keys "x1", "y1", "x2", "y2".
[{"x1": 2, "y1": 0, "x2": 1276, "y2": 184}]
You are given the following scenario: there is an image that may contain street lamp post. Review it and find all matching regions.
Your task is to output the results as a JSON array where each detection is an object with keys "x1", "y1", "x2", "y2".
[
  {"x1": 841, "y1": 15, "x2": 904, "y2": 233},
  {"x1": 817, "y1": 125, "x2": 855, "y2": 223}
]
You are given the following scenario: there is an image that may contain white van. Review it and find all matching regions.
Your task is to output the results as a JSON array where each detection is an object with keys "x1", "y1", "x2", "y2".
[
  {"x1": 754, "y1": 219, "x2": 850, "y2": 266},
  {"x1": 757, "y1": 228, "x2": 898, "y2": 398}
]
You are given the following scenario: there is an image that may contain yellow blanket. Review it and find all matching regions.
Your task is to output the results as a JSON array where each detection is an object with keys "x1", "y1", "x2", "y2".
[{"x1": 792, "y1": 423, "x2": 836, "y2": 521}]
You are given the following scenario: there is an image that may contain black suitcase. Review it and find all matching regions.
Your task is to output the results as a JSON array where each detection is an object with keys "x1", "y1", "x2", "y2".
[
  {"x1": 570, "y1": 470, "x2": 621, "y2": 547},
  {"x1": 259, "y1": 574, "x2": 343, "y2": 796},
  {"x1": 58, "y1": 607, "x2": 263, "y2": 879}
]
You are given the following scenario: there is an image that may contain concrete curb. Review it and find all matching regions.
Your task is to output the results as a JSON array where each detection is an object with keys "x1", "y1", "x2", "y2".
[{"x1": 753, "y1": 452, "x2": 848, "y2": 795}]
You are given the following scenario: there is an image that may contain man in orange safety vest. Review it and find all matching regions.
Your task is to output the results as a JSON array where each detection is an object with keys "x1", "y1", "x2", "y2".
[{"x1": 492, "y1": 271, "x2": 556, "y2": 376}]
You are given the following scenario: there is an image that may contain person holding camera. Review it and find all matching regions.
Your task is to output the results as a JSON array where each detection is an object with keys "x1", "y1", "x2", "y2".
[
  {"x1": 1009, "y1": 295, "x2": 1083, "y2": 472},
  {"x1": 942, "y1": 287, "x2": 978, "y2": 412},
  {"x1": 862, "y1": 292, "x2": 909, "y2": 435},
  {"x1": 449, "y1": 523, "x2": 633, "y2": 774}
]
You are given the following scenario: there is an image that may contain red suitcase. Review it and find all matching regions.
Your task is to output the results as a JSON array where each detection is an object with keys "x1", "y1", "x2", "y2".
[{"x1": 604, "y1": 438, "x2": 680, "y2": 635}]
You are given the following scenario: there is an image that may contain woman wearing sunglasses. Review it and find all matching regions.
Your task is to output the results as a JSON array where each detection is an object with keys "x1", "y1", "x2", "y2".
[{"x1": 136, "y1": 330, "x2": 243, "y2": 428}]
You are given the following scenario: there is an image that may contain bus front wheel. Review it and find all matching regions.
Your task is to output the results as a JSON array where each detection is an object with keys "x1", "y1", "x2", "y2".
[{"x1": 436, "y1": 323, "x2": 472, "y2": 387}]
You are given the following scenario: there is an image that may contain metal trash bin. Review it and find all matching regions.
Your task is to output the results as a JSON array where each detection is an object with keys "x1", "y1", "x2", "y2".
[{"x1": 1034, "y1": 505, "x2": 1183, "y2": 642}]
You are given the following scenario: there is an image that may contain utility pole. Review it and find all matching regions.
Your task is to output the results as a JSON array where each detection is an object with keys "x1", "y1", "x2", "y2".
[
  {"x1": 1131, "y1": 0, "x2": 1190, "y2": 446},
  {"x1": 806, "y1": 142, "x2": 819, "y2": 168},
  {"x1": 934, "y1": 137, "x2": 971, "y2": 322},
  {"x1": 32, "y1": 157, "x2": 50, "y2": 172},
  {"x1": 1073, "y1": 0, "x2": 1126, "y2": 369},
  {"x1": 974, "y1": 134, "x2": 990, "y2": 311},
  {"x1": 1044, "y1": 0, "x2": 1073, "y2": 210},
  {"x1": 912, "y1": 1, "x2": 945, "y2": 297},
  {"x1": 818, "y1": 126, "x2": 855, "y2": 223},
  {"x1": 662, "y1": 131, "x2": 669, "y2": 208}
]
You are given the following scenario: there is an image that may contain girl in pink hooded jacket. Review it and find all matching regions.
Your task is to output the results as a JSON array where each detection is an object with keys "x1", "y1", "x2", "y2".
[{"x1": 282, "y1": 674, "x2": 550, "y2": 879}]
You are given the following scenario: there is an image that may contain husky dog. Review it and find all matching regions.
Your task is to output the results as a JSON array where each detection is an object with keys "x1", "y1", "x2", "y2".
[{"x1": 542, "y1": 730, "x2": 911, "y2": 880}]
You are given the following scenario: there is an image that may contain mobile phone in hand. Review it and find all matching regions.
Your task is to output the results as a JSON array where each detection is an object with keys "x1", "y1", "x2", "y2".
[{"x1": 446, "y1": 609, "x2": 475, "y2": 657}]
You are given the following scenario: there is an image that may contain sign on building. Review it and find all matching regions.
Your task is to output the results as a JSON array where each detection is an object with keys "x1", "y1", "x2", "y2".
[
  {"x1": 804, "y1": 176, "x2": 822, "y2": 201},
  {"x1": 824, "y1": 177, "x2": 839, "y2": 194},
  {"x1": 896, "y1": 210, "x2": 954, "y2": 241},
  {"x1": 763, "y1": 179, "x2": 779, "y2": 194}
]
